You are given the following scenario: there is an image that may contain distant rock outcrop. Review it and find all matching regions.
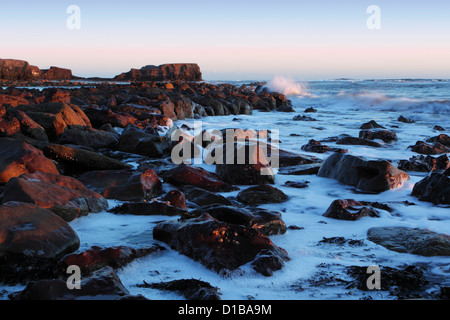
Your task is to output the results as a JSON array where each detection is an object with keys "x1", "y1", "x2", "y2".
[
  {"x1": 0, "y1": 59, "x2": 73, "y2": 80},
  {"x1": 114, "y1": 63, "x2": 203, "y2": 82}
]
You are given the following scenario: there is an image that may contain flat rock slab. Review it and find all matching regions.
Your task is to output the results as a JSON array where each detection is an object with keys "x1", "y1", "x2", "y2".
[{"x1": 367, "y1": 226, "x2": 450, "y2": 256}]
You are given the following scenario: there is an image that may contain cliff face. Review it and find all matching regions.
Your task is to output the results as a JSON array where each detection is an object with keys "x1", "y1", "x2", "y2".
[
  {"x1": 114, "y1": 63, "x2": 203, "y2": 82},
  {"x1": 0, "y1": 59, "x2": 73, "y2": 81}
]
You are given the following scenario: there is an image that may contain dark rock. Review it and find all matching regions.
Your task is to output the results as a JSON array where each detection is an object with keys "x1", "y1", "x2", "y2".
[
  {"x1": 304, "y1": 107, "x2": 317, "y2": 113},
  {"x1": 411, "y1": 172, "x2": 450, "y2": 205},
  {"x1": 426, "y1": 134, "x2": 450, "y2": 147},
  {"x1": 182, "y1": 185, "x2": 233, "y2": 207},
  {"x1": 153, "y1": 213, "x2": 289, "y2": 275},
  {"x1": 398, "y1": 154, "x2": 450, "y2": 173},
  {"x1": 59, "y1": 245, "x2": 165, "y2": 275},
  {"x1": 0, "y1": 137, "x2": 60, "y2": 184},
  {"x1": 40, "y1": 67, "x2": 73, "y2": 80},
  {"x1": 275, "y1": 148, "x2": 323, "y2": 167},
  {"x1": 186, "y1": 204, "x2": 287, "y2": 236},
  {"x1": 317, "y1": 153, "x2": 409, "y2": 193},
  {"x1": 283, "y1": 180, "x2": 309, "y2": 188},
  {"x1": 163, "y1": 164, "x2": 237, "y2": 192},
  {"x1": 367, "y1": 227, "x2": 450, "y2": 256},
  {"x1": 161, "y1": 189, "x2": 187, "y2": 209},
  {"x1": 434, "y1": 125, "x2": 445, "y2": 131},
  {"x1": 137, "y1": 279, "x2": 221, "y2": 300},
  {"x1": 359, "y1": 129, "x2": 397, "y2": 143},
  {"x1": 114, "y1": 64, "x2": 203, "y2": 82},
  {"x1": 360, "y1": 120, "x2": 385, "y2": 129},
  {"x1": 301, "y1": 139, "x2": 349, "y2": 154},
  {"x1": 293, "y1": 115, "x2": 316, "y2": 121},
  {"x1": 0, "y1": 201, "x2": 80, "y2": 259},
  {"x1": 237, "y1": 185, "x2": 288, "y2": 205},
  {"x1": 1, "y1": 171, "x2": 108, "y2": 222},
  {"x1": 8, "y1": 109, "x2": 49, "y2": 141},
  {"x1": 398, "y1": 115, "x2": 415, "y2": 123},
  {"x1": 278, "y1": 164, "x2": 321, "y2": 176},
  {"x1": 110, "y1": 200, "x2": 187, "y2": 216},
  {"x1": 336, "y1": 136, "x2": 383, "y2": 148},
  {"x1": 78, "y1": 169, "x2": 162, "y2": 202},
  {"x1": 10, "y1": 267, "x2": 133, "y2": 300},
  {"x1": 58, "y1": 126, "x2": 118, "y2": 150},
  {"x1": 408, "y1": 141, "x2": 450, "y2": 155},
  {"x1": 118, "y1": 125, "x2": 173, "y2": 158},
  {"x1": 0, "y1": 59, "x2": 41, "y2": 80},
  {"x1": 323, "y1": 199, "x2": 380, "y2": 221},
  {"x1": 318, "y1": 237, "x2": 364, "y2": 246}
]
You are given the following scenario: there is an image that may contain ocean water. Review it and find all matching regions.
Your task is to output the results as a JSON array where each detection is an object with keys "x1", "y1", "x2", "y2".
[{"x1": 1, "y1": 78, "x2": 449, "y2": 300}]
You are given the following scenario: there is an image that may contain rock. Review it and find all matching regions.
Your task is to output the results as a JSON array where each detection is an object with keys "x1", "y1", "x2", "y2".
[
  {"x1": 137, "y1": 279, "x2": 220, "y2": 300},
  {"x1": 367, "y1": 227, "x2": 450, "y2": 256},
  {"x1": 317, "y1": 153, "x2": 409, "y2": 193},
  {"x1": 153, "y1": 213, "x2": 289, "y2": 275},
  {"x1": 293, "y1": 115, "x2": 316, "y2": 121},
  {"x1": 114, "y1": 64, "x2": 203, "y2": 81},
  {"x1": 0, "y1": 138, "x2": 59, "y2": 184},
  {"x1": 336, "y1": 136, "x2": 383, "y2": 148},
  {"x1": 15, "y1": 102, "x2": 91, "y2": 140},
  {"x1": 408, "y1": 141, "x2": 450, "y2": 155},
  {"x1": 8, "y1": 109, "x2": 49, "y2": 141},
  {"x1": 0, "y1": 59, "x2": 40, "y2": 80},
  {"x1": 323, "y1": 199, "x2": 380, "y2": 221},
  {"x1": 360, "y1": 120, "x2": 385, "y2": 129},
  {"x1": 274, "y1": 148, "x2": 323, "y2": 167},
  {"x1": 42, "y1": 143, "x2": 131, "y2": 175},
  {"x1": 398, "y1": 115, "x2": 415, "y2": 123},
  {"x1": 78, "y1": 169, "x2": 162, "y2": 202},
  {"x1": 0, "y1": 111, "x2": 20, "y2": 137},
  {"x1": 359, "y1": 129, "x2": 397, "y2": 143},
  {"x1": 182, "y1": 185, "x2": 233, "y2": 207},
  {"x1": 214, "y1": 142, "x2": 276, "y2": 185},
  {"x1": 236, "y1": 185, "x2": 288, "y2": 205},
  {"x1": 10, "y1": 267, "x2": 134, "y2": 300},
  {"x1": 433, "y1": 125, "x2": 445, "y2": 131},
  {"x1": 110, "y1": 200, "x2": 187, "y2": 216},
  {"x1": 161, "y1": 189, "x2": 187, "y2": 209},
  {"x1": 186, "y1": 204, "x2": 287, "y2": 236},
  {"x1": 283, "y1": 180, "x2": 309, "y2": 188},
  {"x1": 82, "y1": 106, "x2": 134, "y2": 128},
  {"x1": 59, "y1": 245, "x2": 165, "y2": 275},
  {"x1": 0, "y1": 201, "x2": 80, "y2": 259},
  {"x1": 301, "y1": 139, "x2": 350, "y2": 154},
  {"x1": 304, "y1": 107, "x2": 317, "y2": 113},
  {"x1": 1, "y1": 171, "x2": 108, "y2": 222},
  {"x1": 411, "y1": 172, "x2": 450, "y2": 205},
  {"x1": 398, "y1": 154, "x2": 450, "y2": 173},
  {"x1": 58, "y1": 126, "x2": 118, "y2": 150},
  {"x1": 40, "y1": 67, "x2": 73, "y2": 80},
  {"x1": 163, "y1": 165, "x2": 237, "y2": 192},
  {"x1": 426, "y1": 134, "x2": 450, "y2": 147},
  {"x1": 118, "y1": 125, "x2": 173, "y2": 158}
]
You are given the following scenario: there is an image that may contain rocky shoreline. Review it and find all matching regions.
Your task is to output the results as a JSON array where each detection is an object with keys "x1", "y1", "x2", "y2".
[{"x1": 1, "y1": 73, "x2": 449, "y2": 300}]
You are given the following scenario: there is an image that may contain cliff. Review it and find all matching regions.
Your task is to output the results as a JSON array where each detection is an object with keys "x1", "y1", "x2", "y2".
[
  {"x1": 0, "y1": 59, "x2": 73, "y2": 81},
  {"x1": 114, "y1": 63, "x2": 203, "y2": 82}
]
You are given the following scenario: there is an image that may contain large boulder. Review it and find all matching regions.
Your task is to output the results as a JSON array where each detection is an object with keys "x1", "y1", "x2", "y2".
[
  {"x1": 411, "y1": 172, "x2": 450, "y2": 205},
  {"x1": 0, "y1": 201, "x2": 80, "y2": 259},
  {"x1": 0, "y1": 59, "x2": 40, "y2": 80},
  {"x1": 153, "y1": 213, "x2": 289, "y2": 276},
  {"x1": 0, "y1": 138, "x2": 59, "y2": 184},
  {"x1": 236, "y1": 185, "x2": 288, "y2": 205},
  {"x1": 317, "y1": 153, "x2": 409, "y2": 193},
  {"x1": 367, "y1": 227, "x2": 450, "y2": 256},
  {"x1": 1, "y1": 171, "x2": 108, "y2": 221},
  {"x1": 57, "y1": 126, "x2": 118, "y2": 150},
  {"x1": 118, "y1": 125, "x2": 173, "y2": 158},
  {"x1": 78, "y1": 169, "x2": 162, "y2": 202},
  {"x1": 322, "y1": 199, "x2": 380, "y2": 220},
  {"x1": 114, "y1": 63, "x2": 203, "y2": 82}
]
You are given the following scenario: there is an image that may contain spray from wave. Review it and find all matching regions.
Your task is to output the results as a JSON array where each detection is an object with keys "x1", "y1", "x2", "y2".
[{"x1": 266, "y1": 76, "x2": 311, "y2": 96}]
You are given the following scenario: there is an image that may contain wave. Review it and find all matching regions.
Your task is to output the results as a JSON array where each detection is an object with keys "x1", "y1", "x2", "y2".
[{"x1": 266, "y1": 76, "x2": 311, "y2": 96}]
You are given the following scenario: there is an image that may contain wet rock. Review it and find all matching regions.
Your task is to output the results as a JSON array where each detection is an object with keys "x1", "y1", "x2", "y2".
[
  {"x1": 8, "y1": 109, "x2": 49, "y2": 141},
  {"x1": 398, "y1": 115, "x2": 415, "y2": 123},
  {"x1": 236, "y1": 185, "x2": 288, "y2": 205},
  {"x1": 433, "y1": 125, "x2": 445, "y2": 131},
  {"x1": 163, "y1": 164, "x2": 237, "y2": 192},
  {"x1": 283, "y1": 180, "x2": 309, "y2": 188},
  {"x1": 398, "y1": 154, "x2": 450, "y2": 172},
  {"x1": 317, "y1": 153, "x2": 409, "y2": 193},
  {"x1": 275, "y1": 148, "x2": 323, "y2": 167},
  {"x1": 304, "y1": 107, "x2": 317, "y2": 113},
  {"x1": 411, "y1": 172, "x2": 450, "y2": 205},
  {"x1": 59, "y1": 244, "x2": 165, "y2": 275},
  {"x1": 82, "y1": 106, "x2": 134, "y2": 128},
  {"x1": 0, "y1": 137, "x2": 59, "y2": 184},
  {"x1": 335, "y1": 136, "x2": 383, "y2": 148},
  {"x1": 42, "y1": 143, "x2": 131, "y2": 176},
  {"x1": 153, "y1": 213, "x2": 289, "y2": 275},
  {"x1": 359, "y1": 129, "x2": 397, "y2": 143},
  {"x1": 57, "y1": 126, "x2": 118, "y2": 150},
  {"x1": 278, "y1": 163, "x2": 322, "y2": 176},
  {"x1": 0, "y1": 201, "x2": 80, "y2": 259},
  {"x1": 426, "y1": 134, "x2": 450, "y2": 147},
  {"x1": 1, "y1": 171, "x2": 108, "y2": 222},
  {"x1": 186, "y1": 204, "x2": 287, "y2": 236},
  {"x1": 78, "y1": 169, "x2": 162, "y2": 202},
  {"x1": 182, "y1": 185, "x2": 233, "y2": 207},
  {"x1": 408, "y1": 141, "x2": 450, "y2": 155},
  {"x1": 138, "y1": 279, "x2": 220, "y2": 300},
  {"x1": 301, "y1": 139, "x2": 349, "y2": 154},
  {"x1": 293, "y1": 115, "x2": 317, "y2": 121},
  {"x1": 360, "y1": 120, "x2": 385, "y2": 129},
  {"x1": 10, "y1": 267, "x2": 134, "y2": 300},
  {"x1": 161, "y1": 189, "x2": 187, "y2": 209},
  {"x1": 367, "y1": 226, "x2": 450, "y2": 256},
  {"x1": 322, "y1": 199, "x2": 380, "y2": 221},
  {"x1": 110, "y1": 200, "x2": 187, "y2": 216},
  {"x1": 318, "y1": 237, "x2": 365, "y2": 246},
  {"x1": 114, "y1": 63, "x2": 203, "y2": 82},
  {"x1": 118, "y1": 125, "x2": 173, "y2": 158}
]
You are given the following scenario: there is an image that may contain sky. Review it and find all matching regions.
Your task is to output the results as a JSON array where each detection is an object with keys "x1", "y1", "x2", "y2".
[{"x1": 1, "y1": 0, "x2": 449, "y2": 80}]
